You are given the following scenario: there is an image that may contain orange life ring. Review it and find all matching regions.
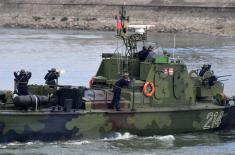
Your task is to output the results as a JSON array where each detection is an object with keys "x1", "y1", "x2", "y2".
[{"x1": 143, "y1": 81, "x2": 155, "y2": 97}]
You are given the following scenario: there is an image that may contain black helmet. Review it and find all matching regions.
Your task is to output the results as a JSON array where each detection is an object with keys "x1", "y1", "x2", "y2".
[
  {"x1": 51, "y1": 68, "x2": 56, "y2": 72},
  {"x1": 20, "y1": 69, "x2": 26, "y2": 74},
  {"x1": 148, "y1": 45, "x2": 154, "y2": 51}
]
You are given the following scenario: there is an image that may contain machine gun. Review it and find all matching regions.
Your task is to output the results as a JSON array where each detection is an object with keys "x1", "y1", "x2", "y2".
[
  {"x1": 216, "y1": 75, "x2": 232, "y2": 79},
  {"x1": 202, "y1": 74, "x2": 232, "y2": 86},
  {"x1": 215, "y1": 75, "x2": 232, "y2": 83}
]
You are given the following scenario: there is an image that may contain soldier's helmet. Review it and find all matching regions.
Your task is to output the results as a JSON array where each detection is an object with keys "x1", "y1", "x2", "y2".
[
  {"x1": 163, "y1": 50, "x2": 168, "y2": 55},
  {"x1": 123, "y1": 73, "x2": 129, "y2": 78},
  {"x1": 143, "y1": 46, "x2": 147, "y2": 51},
  {"x1": 51, "y1": 68, "x2": 56, "y2": 72},
  {"x1": 20, "y1": 69, "x2": 26, "y2": 74},
  {"x1": 148, "y1": 45, "x2": 154, "y2": 51},
  {"x1": 202, "y1": 64, "x2": 208, "y2": 68},
  {"x1": 208, "y1": 64, "x2": 211, "y2": 69}
]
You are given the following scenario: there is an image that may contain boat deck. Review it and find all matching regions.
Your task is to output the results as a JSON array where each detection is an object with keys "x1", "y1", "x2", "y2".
[{"x1": 0, "y1": 102, "x2": 227, "y2": 115}]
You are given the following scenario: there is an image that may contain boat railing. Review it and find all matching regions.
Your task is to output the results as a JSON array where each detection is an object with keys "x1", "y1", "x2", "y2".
[
  {"x1": 85, "y1": 88, "x2": 110, "y2": 104},
  {"x1": 85, "y1": 84, "x2": 147, "y2": 111}
]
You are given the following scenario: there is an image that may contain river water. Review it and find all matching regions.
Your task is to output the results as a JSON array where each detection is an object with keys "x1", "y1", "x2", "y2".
[{"x1": 0, "y1": 28, "x2": 235, "y2": 154}]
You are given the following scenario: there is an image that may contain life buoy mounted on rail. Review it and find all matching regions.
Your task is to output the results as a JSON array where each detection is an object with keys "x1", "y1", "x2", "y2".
[{"x1": 143, "y1": 81, "x2": 155, "y2": 97}]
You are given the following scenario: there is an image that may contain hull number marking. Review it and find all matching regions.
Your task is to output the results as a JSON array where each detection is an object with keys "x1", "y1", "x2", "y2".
[{"x1": 203, "y1": 111, "x2": 224, "y2": 130}]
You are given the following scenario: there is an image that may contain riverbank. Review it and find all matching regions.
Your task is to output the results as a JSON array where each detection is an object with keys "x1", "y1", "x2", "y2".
[{"x1": 1, "y1": 1, "x2": 235, "y2": 36}]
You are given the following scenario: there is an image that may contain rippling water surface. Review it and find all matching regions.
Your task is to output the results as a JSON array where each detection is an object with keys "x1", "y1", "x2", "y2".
[{"x1": 0, "y1": 28, "x2": 235, "y2": 154}]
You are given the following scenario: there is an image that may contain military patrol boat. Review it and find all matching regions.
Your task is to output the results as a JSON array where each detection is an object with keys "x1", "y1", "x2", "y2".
[{"x1": 0, "y1": 6, "x2": 234, "y2": 142}]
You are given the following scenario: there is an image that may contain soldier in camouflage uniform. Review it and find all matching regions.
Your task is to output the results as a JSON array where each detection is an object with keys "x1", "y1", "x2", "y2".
[
  {"x1": 199, "y1": 64, "x2": 211, "y2": 77},
  {"x1": 138, "y1": 46, "x2": 148, "y2": 62},
  {"x1": 14, "y1": 69, "x2": 32, "y2": 95},
  {"x1": 44, "y1": 68, "x2": 60, "y2": 88}
]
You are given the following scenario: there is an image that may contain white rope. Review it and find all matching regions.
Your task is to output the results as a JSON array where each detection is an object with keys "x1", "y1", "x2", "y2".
[{"x1": 33, "y1": 95, "x2": 38, "y2": 111}]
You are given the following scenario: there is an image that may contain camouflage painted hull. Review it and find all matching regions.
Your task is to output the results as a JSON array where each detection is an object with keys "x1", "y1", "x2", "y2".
[{"x1": 0, "y1": 105, "x2": 227, "y2": 142}]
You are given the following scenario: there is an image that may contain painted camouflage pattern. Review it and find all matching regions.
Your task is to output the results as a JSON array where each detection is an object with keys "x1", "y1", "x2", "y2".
[
  {"x1": 0, "y1": 106, "x2": 228, "y2": 142},
  {"x1": 1, "y1": 5, "x2": 234, "y2": 143},
  {"x1": 0, "y1": 57, "x2": 229, "y2": 142},
  {"x1": 0, "y1": 57, "x2": 230, "y2": 142}
]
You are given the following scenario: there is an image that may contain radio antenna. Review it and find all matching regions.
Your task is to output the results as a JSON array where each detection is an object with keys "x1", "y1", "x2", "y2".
[{"x1": 173, "y1": 34, "x2": 176, "y2": 59}]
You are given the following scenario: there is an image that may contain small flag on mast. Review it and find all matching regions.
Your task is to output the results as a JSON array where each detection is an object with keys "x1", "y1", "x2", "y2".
[{"x1": 116, "y1": 18, "x2": 122, "y2": 30}]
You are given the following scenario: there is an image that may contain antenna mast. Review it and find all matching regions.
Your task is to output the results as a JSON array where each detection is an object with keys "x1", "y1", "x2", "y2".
[
  {"x1": 115, "y1": 5, "x2": 147, "y2": 57},
  {"x1": 173, "y1": 34, "x2": 176, "y2": 59},
  {"x1": 115, "y1": 5, "x2": 148, "y2": 74}
]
